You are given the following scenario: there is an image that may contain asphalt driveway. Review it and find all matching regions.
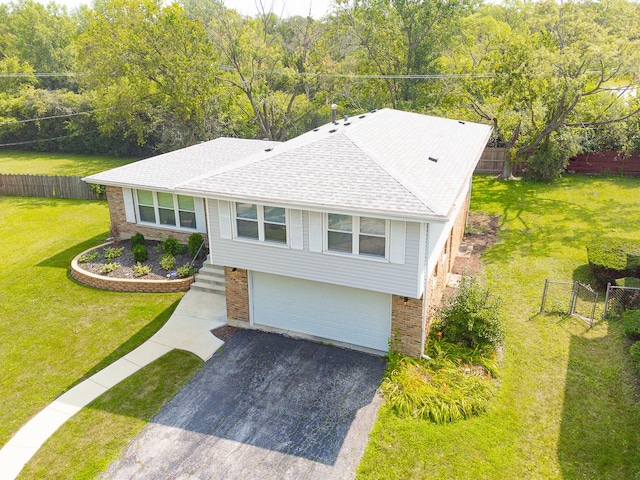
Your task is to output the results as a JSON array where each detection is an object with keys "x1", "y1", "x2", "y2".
[{"x1": 103, "y1": 329, "x2": 386, "y2": 479}]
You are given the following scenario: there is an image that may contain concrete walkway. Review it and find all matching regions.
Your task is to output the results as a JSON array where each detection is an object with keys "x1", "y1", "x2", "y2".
[{"x1": 0, "y1": 290, "x2": 227, "y2": 480}]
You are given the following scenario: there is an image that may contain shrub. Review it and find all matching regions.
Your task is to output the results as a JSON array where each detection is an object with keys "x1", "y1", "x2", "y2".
[
  {"x1": 133, "y1": 244, "x2": 148, "y2": 263},
  {"x1": 161, "y1": 236, "x2": 185, "y2": 256},
  {"x1": 188, "y1": 233, "x2": 205, "y2": 259},
  {"x1": 100, "y1": 262, "x2": 120, "y2": 274},
  {"x1": 133, "y1": 262, "x2": 151, "y2": 278},
  {"x1": 160, "y1": 253, "x2": 176, "y2": 271},
  {"x1": 587, "y1": 239, "x2": 640, "y2": 284},
  {"x1": 433, "y1": 277, "x2": 505, "y2": 351},
  {"x1": 103, "y1": 246, "x2": 124, "y2": 262},
  {"x1": 615, "y1": 277, "x2": 640, "y2": 288},
  {"x1": 176, "y1": 263, "x2": 196, "y2": 278},
  {"x1": 130, "y1": 233, "x2": 145, "y2": 248},
  {"x1": 78, "y1": 251, "x2": 100, "y2": 263},
  {"x1": 427, "y1": 339, "x2": 499, "y2": 378},
  {"x1": 630, "y1": 342, "x2": 640, "y2": 372},
  {"x1": 381, "y1": 351, "x2": 495, "y2": 424},
  {"x1": 622, "y1": 310, "x2": 640, "y2": 340}
]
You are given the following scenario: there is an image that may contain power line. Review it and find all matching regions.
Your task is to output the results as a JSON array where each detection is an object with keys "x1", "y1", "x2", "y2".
[
  {"x1": 0, "y1": 73, "x2": 82, "y2": 77},
  {"x1": 0, "y1": 132, "x2": 84, "y2": 147},
  {"x1": 0, "y1": 108, "x2": 111, "y2": 127}
]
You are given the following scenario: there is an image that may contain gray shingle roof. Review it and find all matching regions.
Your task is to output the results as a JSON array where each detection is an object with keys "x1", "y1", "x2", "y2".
[
  {"x1": 86, "y1": 109, "x2": 492, "y2": 219},
  {"x1": 83, "y1": 137, "x2": 279, "y2": 190}
]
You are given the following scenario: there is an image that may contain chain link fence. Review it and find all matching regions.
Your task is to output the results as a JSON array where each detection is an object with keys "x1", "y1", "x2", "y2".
[
  {"x1": 540, "y1": 280, "x2": 599, "y2": 326},
  {"x1": 604, "y1": 284, "x2": 640, "y2": 317}
]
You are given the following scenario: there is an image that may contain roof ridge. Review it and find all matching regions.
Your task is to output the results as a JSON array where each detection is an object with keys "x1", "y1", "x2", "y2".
[{"x1": 341, "y1": 129, "x2": 436, "y2": 216}]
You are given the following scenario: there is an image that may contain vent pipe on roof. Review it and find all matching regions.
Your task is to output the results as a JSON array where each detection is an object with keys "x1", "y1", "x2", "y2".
[{"x1": 331, "y1": 103, "x2": 338, "y2": 124}]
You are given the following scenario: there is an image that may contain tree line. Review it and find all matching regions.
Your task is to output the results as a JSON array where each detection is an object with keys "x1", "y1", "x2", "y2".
[{"x1": 1, "y1": 0, "x2": 639, "y2": 180}]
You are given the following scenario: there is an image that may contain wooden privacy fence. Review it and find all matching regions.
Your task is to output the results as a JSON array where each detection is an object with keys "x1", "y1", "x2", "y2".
[
  {"x1": 0, "y1": 174, "x2": 103, "y2": 200},
  {"x1": 475, "y1": 148, "x2": 640, "y2": 176}
]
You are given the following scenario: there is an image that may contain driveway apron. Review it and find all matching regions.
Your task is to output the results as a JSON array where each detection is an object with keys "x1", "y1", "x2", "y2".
[{"x1": 103, "y1": 330, "x2": 386, "y2": 480}]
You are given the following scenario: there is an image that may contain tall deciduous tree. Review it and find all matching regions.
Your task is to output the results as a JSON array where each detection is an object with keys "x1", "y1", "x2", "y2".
[
  {"x1": 447, "y1": 0, "x2": 640, "y2": 180},
  {"x1": 75, "y1": 0, "x2": 227, "y2": 150}
]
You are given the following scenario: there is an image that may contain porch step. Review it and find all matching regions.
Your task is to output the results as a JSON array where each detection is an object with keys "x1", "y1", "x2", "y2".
[{"x1": 191, "y1": 262, "x2": 225, "y2": 295}]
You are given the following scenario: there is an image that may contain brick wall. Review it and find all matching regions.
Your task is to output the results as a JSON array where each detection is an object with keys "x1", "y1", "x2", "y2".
[
  {"x1": 106, "y1": 185, "x2": 208, "y2": 244},
  {"x1": 390, "y1": 190, "x2": 471, "y2": 357},
  {"x1": 390, "y1": 295, "x2": 424, "y2": 357},
  {"x1": 70, "y1": 246, "x2": 193, "y2": 293},
  {"x1": 225, "y1": 267, "x2": 250, "y2": 326}
]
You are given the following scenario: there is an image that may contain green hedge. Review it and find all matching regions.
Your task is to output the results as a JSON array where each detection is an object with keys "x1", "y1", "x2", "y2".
[
  {"x1": 630, "y1": 342, "x2": 640, "y2": 373},
  {"x1": 623, "y1": 310, "x2": 640, "y2": 340},
  {"x1": 587, "y1": 239, "x2": 640, "y2": 284}
]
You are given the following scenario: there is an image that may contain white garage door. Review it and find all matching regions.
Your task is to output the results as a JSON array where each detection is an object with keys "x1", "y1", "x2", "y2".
[{"x1": 250, "y1": 272, "x2": 391, "y2": 352}]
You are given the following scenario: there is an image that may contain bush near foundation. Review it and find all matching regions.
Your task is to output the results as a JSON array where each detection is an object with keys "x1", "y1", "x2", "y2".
[{"x1": 587, "y1": 239, "x2": 640, "y2": 285}]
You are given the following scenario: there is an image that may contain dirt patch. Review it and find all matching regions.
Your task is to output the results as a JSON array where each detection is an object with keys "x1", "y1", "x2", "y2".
[
  {"x1": 451, "y1": 212, "x2": 499, "y2": 278},
  {"x1": 76, "y1": 240, "x2": 204, "y2": 281},
  {"x1": 211, "y1": 325, "x2": 238, "y2": 342}
]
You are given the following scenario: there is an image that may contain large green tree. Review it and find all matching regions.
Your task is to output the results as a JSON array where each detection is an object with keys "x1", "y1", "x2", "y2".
[{"x1": 446, "y1": 0, "x2": 640, "y2": 180}]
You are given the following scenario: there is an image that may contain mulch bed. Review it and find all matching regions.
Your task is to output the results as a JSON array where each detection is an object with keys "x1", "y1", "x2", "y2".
[
  {"x1": 451, "y1": 212, "x2": 499, "y2": 278},
  {"x1": 77, "y1": 240, "x2": 204, "y2": 280},
  {"x1": 211, "y1": 325, "x2": 238, "y2": 342}
]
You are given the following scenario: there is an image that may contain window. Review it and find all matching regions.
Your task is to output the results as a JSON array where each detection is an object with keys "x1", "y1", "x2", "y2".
[
  {"x1": 135, "y1": 189, "x2": 198, "y2": 230},
  {"x1": 235, "y1": 203, "x2": 287, "y2": 244},
  {"x1": 326, "y1": 214, "x2": 387, "y2": 258}
]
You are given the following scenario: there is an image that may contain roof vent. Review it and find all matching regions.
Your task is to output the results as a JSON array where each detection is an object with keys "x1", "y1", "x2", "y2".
[
  {"x1": 329, "y1": 129, "x2": 337, "y2": 133},
  {"x1": 313, "y1": 128, "x2": 319, "y2": 132},
  {"x1": 428, "y1": 156, "x2": 439, "y2": 163},
  {"x1": 370, "y1": 109, "x2": 377, "y2": 113},
  {"x1": 331, "y1": 103, "x2": 338, "y2": 124},
  {"x1": 359, "y1": 115, "x2": 366, "y2": 119},
  {"x1": 458, "y1": 120, "x2": 465, "y2": 124},
  {"x1": 344, "y1": 122, "x2": 351, "y2": 126},
  {"x1": 265, "y1": 148, "x2": 273, "y2": 152}
]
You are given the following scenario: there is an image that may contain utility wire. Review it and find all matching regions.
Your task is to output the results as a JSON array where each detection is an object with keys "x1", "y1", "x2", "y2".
[
  {"x1": 0, "y1": 132, "x2": 84, "y2": 147},
  {"x1": 0, "y1": 108, "x2": 111, "y2": 127}
]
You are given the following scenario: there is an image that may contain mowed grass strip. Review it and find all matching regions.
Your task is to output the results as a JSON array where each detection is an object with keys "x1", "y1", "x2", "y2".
[
  {"x1": 0, "y1": 196, "x2": 184, "y2": 447},
  {"x1": 18, "y1": 350, "x2": 202, "y2": 480},
  {"x1": 358, "y1": 175, "x2": 640, "y2": 479},
  {"x1": 0, "y1": 150, "x2": 137, "y2": 176}
]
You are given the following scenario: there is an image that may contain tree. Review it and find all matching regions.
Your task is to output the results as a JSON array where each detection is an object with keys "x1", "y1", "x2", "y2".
[
  {"x1": 75, "y1": 0, "x2": 227, "y2": 150},
  {"x1": 446, "y1": 0, "x2": 640, "y2": 180}
]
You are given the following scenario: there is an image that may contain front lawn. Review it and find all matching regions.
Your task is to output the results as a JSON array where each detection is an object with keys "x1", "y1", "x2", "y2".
[
  {"x1": 0, "y1": 150, "x2": 137, "y2": 176},
  {"x1": 0, "y1": 196, "x2": 193, "y2": 456},
  {"x1": 358, "y1": 175, "x2": 640, "y2": 479}
]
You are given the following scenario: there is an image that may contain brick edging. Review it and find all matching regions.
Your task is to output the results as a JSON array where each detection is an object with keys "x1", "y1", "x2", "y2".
[{"x1": 70, "y1": 241, "x2": 194, "y2": 293}]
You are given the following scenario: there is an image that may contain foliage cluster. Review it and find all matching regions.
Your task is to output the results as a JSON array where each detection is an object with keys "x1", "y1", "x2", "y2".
[
  {"x1": 381, "y1": 343, "x2": 496, "y2": 424},
  {"x1": 159, "y1": 253, "x2": 176, "y2": 271},
  {"x1": 132, "y1": 262, "x2": 151, "y2": 278},
  {"x1": 176, "y1": 264, "x2": 195, "y2": 278},
  {"x1": 103, "y1": 246, "x2": 124, "y2": 262},
  {"x1": 630, "y1": 342, "x2": 640, "y2": 373},
  {"x1": 587, "y1": 239, "x2": 640, "y2": 284},
  {"x1": 188, "y1": 233, "x2": 205, "y2": 259},
  {"x1": 78, "y1": 250, "x2": 100, "y2": 263},
  {"x1": 622, "y1": 310, "x2": 640, "y2": 340},
  {"x1": 132, "y1": 244, "x2": 148, "y2": 263},
  {"x1": 432, "y1": 277, "x2": 505, "y2": 351},
  {"x1": 2, "y1": 0, "x2": 640, "y2": 178},
  {"x1": 160, "y1": 236, "x2": 185, "y2": 256},
  {"x1": 100, "y1": 262, "x2": 120, "y2": 274},
  {"x1": 129, "y1": 233, "x2": 145, "y2": 248}
]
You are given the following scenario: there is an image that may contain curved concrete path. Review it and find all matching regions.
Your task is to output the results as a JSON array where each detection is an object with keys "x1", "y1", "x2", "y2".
[{"x1": 0, "y1": 290, "x2": 227, "y2": 480}]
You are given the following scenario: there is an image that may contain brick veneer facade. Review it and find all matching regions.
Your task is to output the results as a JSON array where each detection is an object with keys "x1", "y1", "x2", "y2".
[
  {"x1": 391, "y1": 191, "x2": 471, "y2": 357},
  {"x1": 106, "y1": 185, "x2": 208, "y2": 244},
  {"x1": 225, "y1": 267, "x2": 250, "y2": 326}
]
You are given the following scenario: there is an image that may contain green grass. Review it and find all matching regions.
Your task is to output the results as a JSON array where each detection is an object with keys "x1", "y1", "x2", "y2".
[
  {"x1": 358, "y1": 175, "x2": 640, "y2": 479},
  {"x1": 18, "y1": 350, "x2": 202, "y2": 480},
  {"x1": 0, "y1": 150, "x2": 137, "y2": 175},
  {"x1": 0, "y1": 196, "x2": 186, "y2": 451}
]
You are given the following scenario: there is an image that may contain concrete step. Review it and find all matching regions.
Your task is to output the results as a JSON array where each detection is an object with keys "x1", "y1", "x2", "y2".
[
  {"x1": 193, "y1": 274, "x2": 226, "y2": 286},
  {"x1": 190, "y1": 282, "x2": 226, "y2": 295},
  {"x1": 198, "y1": 264, "x2": 225, "y2": 276}
]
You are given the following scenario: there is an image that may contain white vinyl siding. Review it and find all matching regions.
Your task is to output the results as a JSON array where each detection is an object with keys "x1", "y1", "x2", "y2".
[
  {"x1": 208, "y1": 200, "x2": 422, "y2": 297},
  {"x1": 389, "y1": 220, "x2": 406, "y2": 264}
]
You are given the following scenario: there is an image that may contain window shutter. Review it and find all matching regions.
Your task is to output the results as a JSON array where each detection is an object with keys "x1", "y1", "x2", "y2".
[
  {"x1": 218, "y1": 200, "x2": 232, "y2": 239},
  {"x1": 122, "y1": 188, "x2": 136, "y2": 223},
  {"x1": 308, "y1": 211, "x2": 323, "y2": 252},
  {"x1": 289, "y1": 209, "x2": 303, "y2": 250},
  {"x1": 194, "y1": 197, "x2": 207, "y2": 233},
  {"x1": 389, "y1": 220, "x2": 406, "y2": 264}
]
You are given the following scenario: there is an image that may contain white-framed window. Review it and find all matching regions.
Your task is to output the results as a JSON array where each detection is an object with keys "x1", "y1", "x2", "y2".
[
  {"x1": 326, "y1": 213, "x2": 387, "y2": 258},
  {"x1": 135, "y1": 189, "x2": 198, "y2": 230},
  {"x1": 235, "y1": 202, "x2": 287, "y2": 244}
]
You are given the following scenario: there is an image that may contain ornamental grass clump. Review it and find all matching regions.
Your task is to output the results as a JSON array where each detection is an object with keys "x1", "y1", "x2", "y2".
[{"x1": 381, "y1": 351, "x2": 495, "y2": 424}]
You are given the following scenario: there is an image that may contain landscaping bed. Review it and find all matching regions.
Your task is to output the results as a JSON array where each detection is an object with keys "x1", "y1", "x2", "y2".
[{"x1": 76, "y1": 239, "x2": 204, "y2": 281}]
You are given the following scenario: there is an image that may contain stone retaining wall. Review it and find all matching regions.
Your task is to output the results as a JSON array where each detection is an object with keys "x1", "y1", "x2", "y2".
[{"x1": 70, "y1": 242, "x2": 193, "y2": 293}]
